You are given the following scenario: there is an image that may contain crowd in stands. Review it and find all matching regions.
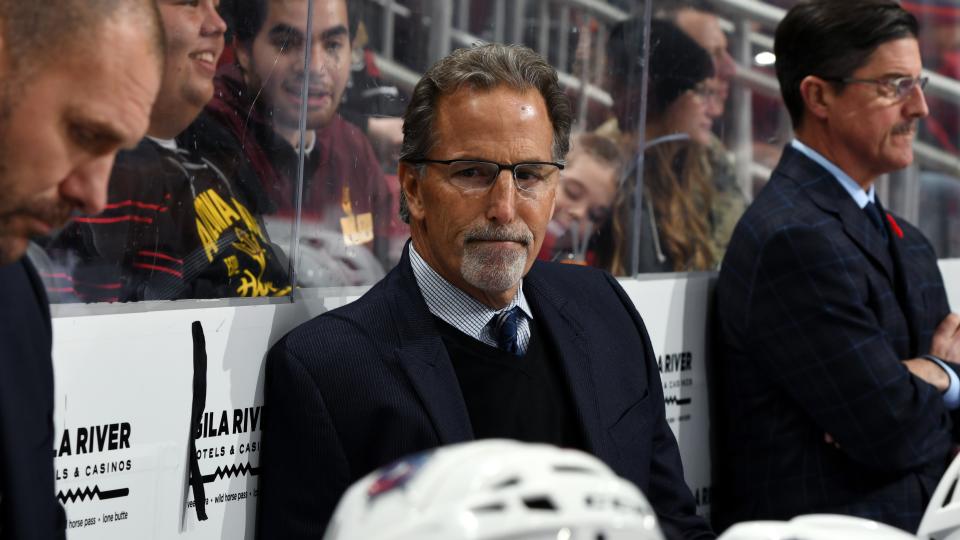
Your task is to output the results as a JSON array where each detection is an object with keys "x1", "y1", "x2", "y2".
[
  {"x1": 24, "y1": 0, "x2": 754, "y2": 302},
  {"x1": 6, "y1": 1, "x2": 960, "y2": 539},
  {"x1": 28, "y1": 0, "x2": 960, "y2": 301}
]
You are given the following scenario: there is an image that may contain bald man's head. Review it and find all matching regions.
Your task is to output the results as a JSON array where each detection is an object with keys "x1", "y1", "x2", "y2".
[
  {"x1": 0, "y1": 1, "x2": 165, "y2": 264},
  {"x1": 0, "y1": 0, "x2": 165, "y2": 84}
]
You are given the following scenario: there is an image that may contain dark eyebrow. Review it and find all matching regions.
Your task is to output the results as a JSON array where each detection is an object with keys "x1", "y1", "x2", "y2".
[
  {"x1": 319, "y1": 25, "x2": 348, "y2": 41},
  {"x1": 67, "y1": 113, "x2": 128, "y2": 151},
  {"x1": 878, "y1": 71, "x2": 914, "y2": 80},
  {"x1": 268, "y1": 24, "x2": 304, "y2": 42}
]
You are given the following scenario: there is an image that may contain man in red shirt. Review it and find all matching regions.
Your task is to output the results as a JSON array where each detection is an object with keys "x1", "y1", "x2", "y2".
[{"x1": 193, "y1": 0, "x2": 394, "y2": 281}]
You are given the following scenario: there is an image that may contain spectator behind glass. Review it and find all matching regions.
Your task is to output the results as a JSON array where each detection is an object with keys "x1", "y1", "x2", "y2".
[
  {"x1": 602, "y1": 19, "x2": 719, "y2": 273},
  {"x1": 0, "y1": 1, "x2": 163, "y2": 536},
  {"x1": 539, "y1": 132, "x2": 623, "y2": 266},
  {"x1": 189, "y1": 0, "x2": 394, "y2": 288},
  {"x1": 43, "y1": 0, "x2": 293, "y2": 302},
  {"x1": 654, "y1": 0, "x2": 748, "y2": 253},
  {"x1": 655, "y1": 0, "x2": 736, "y2": 119}
]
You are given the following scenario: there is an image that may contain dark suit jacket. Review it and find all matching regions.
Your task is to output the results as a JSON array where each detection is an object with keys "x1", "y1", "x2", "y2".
[
  {"x1": 0, "y1": 258, "x2": 66, "y2": 539},
  {"x1": 713, "y1": 145, "x2": 955, "y2": 532},
  {"x1": 258, "y1": 246, "x2": 713, "y2": 540}
]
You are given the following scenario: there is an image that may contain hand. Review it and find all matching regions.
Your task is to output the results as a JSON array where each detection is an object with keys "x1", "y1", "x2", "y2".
[
  {"x1": 930, "y1": 313, "x2": 960, "y2": 362},
  {"x1": 902, "y1": 358, "x2": 950, "y2": 392}
]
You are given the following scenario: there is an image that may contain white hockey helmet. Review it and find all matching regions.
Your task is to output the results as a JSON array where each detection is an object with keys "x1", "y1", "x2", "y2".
[
  {"x1": 919, "y1": 451, "x2": 960, "y2": 540},
  {"x1": 323, "y1": 439, "x2": 665, "y2": 540},
  {"x1": 719, "y1": 514, "x2": 916, "y2": 540}
]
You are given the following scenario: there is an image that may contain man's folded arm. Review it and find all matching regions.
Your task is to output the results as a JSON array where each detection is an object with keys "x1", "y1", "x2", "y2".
[
  {"x1": 257, "y1": 341, "x2": 353, "y2": 540},
  {"x1": 746, "y1": 226, "x2": 951, "y2": 473}
]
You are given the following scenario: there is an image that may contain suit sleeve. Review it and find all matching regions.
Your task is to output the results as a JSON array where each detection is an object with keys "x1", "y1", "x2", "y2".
[
  {"x1": 257, "y1": 340, "x2": 353, "y2": 540},
  {"x1": 604, "y1": 272, "x2": 716, "y2": 540},
  {"x1": 745, "y1": 225, "x2": 951, "y2": 472}
]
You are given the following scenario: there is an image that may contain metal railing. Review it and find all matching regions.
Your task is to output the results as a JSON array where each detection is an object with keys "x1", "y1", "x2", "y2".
[
  {"x1": 360, "y1": 0, "x2": 960, "y2": 234},
  {"x1": 711, "y1": 0, "x2": 960, "y2": 213}
]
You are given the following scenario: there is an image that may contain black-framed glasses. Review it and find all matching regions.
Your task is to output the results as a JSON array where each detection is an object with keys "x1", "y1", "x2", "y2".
[
  {"x1": 690, "y1": 82, "x2": 720, "y2": 101},
  {"x1": 407, "y1": 158, "x2": 564, "y2": 197},
  {"x1": 826, "y1": 75, "x2": 929, "y2": 100}
]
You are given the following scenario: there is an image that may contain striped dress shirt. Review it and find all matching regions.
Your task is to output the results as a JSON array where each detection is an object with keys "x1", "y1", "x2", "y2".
[{"x1": 409, "y1": 244, "x2": 533, "y2": 354}]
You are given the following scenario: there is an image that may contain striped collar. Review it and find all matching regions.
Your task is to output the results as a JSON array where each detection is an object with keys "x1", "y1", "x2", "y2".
[{"x1": 409, "y1": 243, "x2": 533, "y2": 353}]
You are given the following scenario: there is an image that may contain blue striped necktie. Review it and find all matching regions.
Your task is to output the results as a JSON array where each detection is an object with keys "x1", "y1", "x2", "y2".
[{"x1": 492, "y1": 306, "x2": 523, "y2": 356}]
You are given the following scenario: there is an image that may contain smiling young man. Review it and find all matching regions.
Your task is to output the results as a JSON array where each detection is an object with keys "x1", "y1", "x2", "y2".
[
  {"x1": 196, "y1": 0, "x2": 392, "y2": 278},
  {"x1": 259, "y1": 43, "x2": 714, "y2": 540},
  {"x1": 0, "y1": 2, "x2": 163, "y2": 537},
  {"x1": 45, "y1": 0, "x2": 291, "y2": 301},
  {"x1": 713, "y1": 0, "x2": 960, "y2": 532}
]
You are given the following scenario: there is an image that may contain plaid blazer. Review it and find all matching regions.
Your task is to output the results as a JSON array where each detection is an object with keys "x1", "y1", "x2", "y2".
[{"x1": 712, "y1": 145, "x2": 955, "y2": 533}]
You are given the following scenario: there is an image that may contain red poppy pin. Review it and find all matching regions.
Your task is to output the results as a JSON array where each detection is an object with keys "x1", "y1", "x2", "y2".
[{"x1": 886, "y1": 213, "x2": 904, "y2": 239}]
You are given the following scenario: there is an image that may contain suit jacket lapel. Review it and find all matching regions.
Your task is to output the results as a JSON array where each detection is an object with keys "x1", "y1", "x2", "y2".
[
  {"x1": 390, "y1": 245, "x2": 474, "y2": 444},
  {"x1": 779, "y1": 146, "x2": 895, "y2": 282},
  {"x1": 524, "y1": 265, "x2": 609, "y2": 460},
  {"x1": 884, "y1": 210, "x2": 923, "y2": 355}
]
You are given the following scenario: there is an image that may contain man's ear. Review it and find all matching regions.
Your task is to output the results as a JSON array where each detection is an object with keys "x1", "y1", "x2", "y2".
[
  {"x1": 398, "y1": 161, "x2": 426, "y2": 221},
  {"x1": 799, "y1": 75, "x2": 834, "y2": 121}
]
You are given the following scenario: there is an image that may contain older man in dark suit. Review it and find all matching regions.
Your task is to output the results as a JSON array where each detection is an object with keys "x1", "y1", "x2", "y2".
[
  {"x1": 713, "y1": 0, "x2": 960, "y2": 533},
  {"x1": 0, "y1": 2, "x2": 163, "y2": 538},
  {"x1": 259, "y1": 43, "x2": 713, "y2": 540}
]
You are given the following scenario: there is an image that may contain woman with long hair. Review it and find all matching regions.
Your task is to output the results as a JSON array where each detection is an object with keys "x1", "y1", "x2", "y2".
[{"x1": 602, "y1": 18, "x2": 720, "y2": 273}]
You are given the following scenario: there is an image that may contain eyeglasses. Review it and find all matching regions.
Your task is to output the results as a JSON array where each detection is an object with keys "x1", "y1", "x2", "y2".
[
  {"x1": 827, "y1": 75, "x2": 929, "y2": 100},
  {"x1": 691, "y1": 82, "x2": 720, "y2": 101},
  {"x1": 407, "y1": 158, "x2": 564, "y2": 197}
]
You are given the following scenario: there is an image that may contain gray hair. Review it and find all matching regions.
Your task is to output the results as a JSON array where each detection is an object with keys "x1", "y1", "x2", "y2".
[
  {"x1": 0, "y1": 0, "x2": 165, "y2": 83},
  {"x1": 398, "y1": 43, "x2": 573, "y2": 223}
]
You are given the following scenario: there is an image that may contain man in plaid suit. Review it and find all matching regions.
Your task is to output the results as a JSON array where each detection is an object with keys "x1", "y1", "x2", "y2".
[{"x1": 713, "y1": 0, "x2": 960, "y2": 533}]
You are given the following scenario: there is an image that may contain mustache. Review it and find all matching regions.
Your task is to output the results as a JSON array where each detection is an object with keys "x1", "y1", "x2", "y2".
[
  {"x1": 892, "y1": 120, "x2": 918, "y2": 136},
  {"x1": 286, "y1": 74, "x2": 331, "y2": 93},
  {"x1": 464, "y1": 223, "x2": 534, "y2": 246}
]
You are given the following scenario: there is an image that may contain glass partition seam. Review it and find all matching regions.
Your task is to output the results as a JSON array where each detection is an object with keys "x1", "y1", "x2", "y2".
[
  {"x1": 628, "y1": 0, "x2": 653, "y2": 278},
  {"x1": 290, "y1": 0, "x2": 317, "y2": 294},
  {"x1": 536, "y1": 0, "x2": 550, "y2": 58},
  {"x1": 510, "y1": 0, "x2": 528, "y2": 45},
  {"x1": 576, "y1": 12, "x2": 593, "y2": 129},
  {"x1": 732, "y1": 18, "x2": 755, "y2": 203},
  {"x1": 457, "y1": 0, "x2": 471, "y2": 32},
  {"x1": 493, "y1": 0, "x2": 505, "y2": 43},
  {"x1": 557, "y1": 6, "x2": 570, "y2": 72},
  {"x1": 428, "y1": 2, "x2": 453, "y2": 65},
  {"x1": 382, "y1": 0, "x2": 396, "y2": 60}
]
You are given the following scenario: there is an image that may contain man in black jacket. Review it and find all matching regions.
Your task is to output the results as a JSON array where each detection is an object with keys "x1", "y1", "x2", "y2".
[
  {"x1": 259, "y1": 43, "x2": 713, "y2": 540},
  {"x1": 713, "y1": 0, "x2": 960, "y2": 532},
  {"x1": 0, "y1": 2, "x2": 163, "y2": 538}
]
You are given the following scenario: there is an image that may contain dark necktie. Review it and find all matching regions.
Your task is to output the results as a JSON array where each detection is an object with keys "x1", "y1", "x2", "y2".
[
  {"x1": 864, "y1": 201, "x2": 889, "y2": 242},
  {"x1": 492, "y1": 306, "x2": 523, "y2": 356}
]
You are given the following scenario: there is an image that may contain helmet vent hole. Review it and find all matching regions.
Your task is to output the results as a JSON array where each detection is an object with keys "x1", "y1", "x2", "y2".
[
  {"x1": 492, "y1": 477, "x2": 520, "y2": 490},
  {"x1": 470, "y1": 503, "x2": 506, "y2": 513},
  {"x1": 522, "y1": 496, "x2": 557, "y2": 510},
  {"x1": 944, "y1": 476, "x2": 959, "y2": 507},
  {"x1": 554, "y1": 465, "x2": 596, "y2": 474}
]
